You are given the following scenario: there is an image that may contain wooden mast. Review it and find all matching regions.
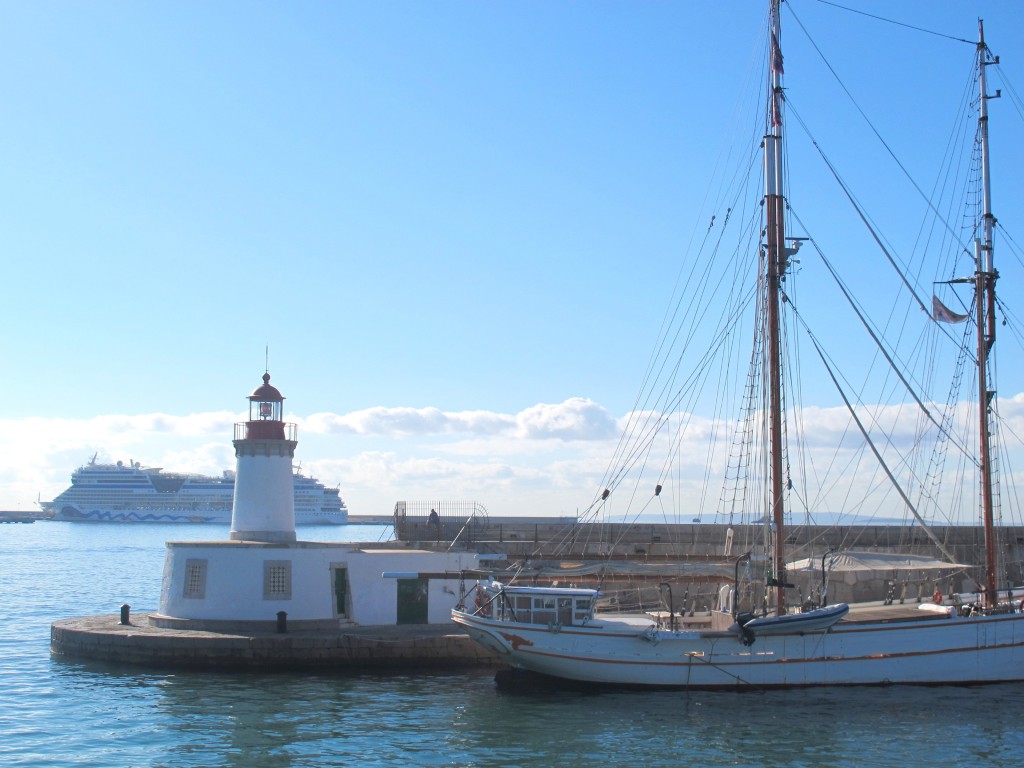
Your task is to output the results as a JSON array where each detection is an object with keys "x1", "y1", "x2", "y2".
[
  {"x1": 765, "y1": 0, "x2": 787, "y2": 615},
  {"x1": 975, "y1": 19, "x2": 999, "y2": 608}
]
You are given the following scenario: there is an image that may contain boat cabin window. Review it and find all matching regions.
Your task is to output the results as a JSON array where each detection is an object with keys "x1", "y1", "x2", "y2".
[
  {"x1": 499, "y1": 592, "x2": 594, "y2": 626},
  {"x1": 532, "y1": 597, "x2": 556, "y2": 626},
  {"x1": 573, "y1": 597, "x2": 592, "y2": 623}
]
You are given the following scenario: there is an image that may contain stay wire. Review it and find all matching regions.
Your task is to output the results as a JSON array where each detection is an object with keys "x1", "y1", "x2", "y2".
[
  {"x1": 784, "y1": 100, "x2": 971, "y2": 356},
  {"x1": 790, "y1": 301, "x2": 962, "y2": 563},
  {"x1": 990, "y1": 63, "x2": 1024, "y2": 123},
  {"x1": 786, "y1": 3, "x2": 981, "y2": 271},
  {"x1": 807, "y1": 0, "x2": 974, "y2": 45},
  {"x1": 789, "y1": 201, "x2": 968, "y2": 444}
]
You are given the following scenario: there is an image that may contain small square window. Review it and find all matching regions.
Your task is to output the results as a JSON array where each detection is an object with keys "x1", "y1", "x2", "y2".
[
  {"x1": 183, "y1": 559, "x2": 208, "y2": 599},
  {"x1": 263, "y1": 560, "x2": 292, "y2": 600}
]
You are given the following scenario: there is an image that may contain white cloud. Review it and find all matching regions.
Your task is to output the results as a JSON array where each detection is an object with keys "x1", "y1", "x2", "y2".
[
  {"x1": 515, "y1": 397, "x2": 617, "y2": 440},
  {"x1": 302, "y1": 398, "x2": 615, "y2": 440},
  {"x1": 4, "y1": 393, "x2": 1021, "y2": 524},
  {"x1": 302, "y1": 407, "x2": 513, "y2": 437}
]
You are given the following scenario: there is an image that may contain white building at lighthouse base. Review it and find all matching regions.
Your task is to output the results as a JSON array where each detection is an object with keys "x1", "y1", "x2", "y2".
[{"x1": 156, "y1": 540, "x2": 479, "y2": 629}]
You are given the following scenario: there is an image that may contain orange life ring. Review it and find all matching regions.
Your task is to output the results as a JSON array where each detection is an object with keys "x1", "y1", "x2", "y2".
[{"x1": 933, "y1": 588, "x2": 943, "y2": 605}]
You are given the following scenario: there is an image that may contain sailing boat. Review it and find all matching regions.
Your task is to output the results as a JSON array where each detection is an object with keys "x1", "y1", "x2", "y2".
[{"x1": 452, "y1": 1, "x2": 1024, "y2": 688}]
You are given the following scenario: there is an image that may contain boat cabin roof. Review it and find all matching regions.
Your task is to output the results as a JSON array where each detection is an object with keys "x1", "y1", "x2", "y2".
[{"x1": 496, "y1": 585, "x2": 598, "y2": 597}]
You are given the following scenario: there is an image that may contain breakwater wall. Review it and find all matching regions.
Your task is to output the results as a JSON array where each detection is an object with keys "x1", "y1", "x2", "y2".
[
  {"x1": 0, "y1": 511, "x2": 44, "y2": 523},
  {"x1": 406, "y1": 519, "x2": 1023, "y2": 566},
  {"x1": 396, "y1": 518, "x2": 1024, "y2": 605}
]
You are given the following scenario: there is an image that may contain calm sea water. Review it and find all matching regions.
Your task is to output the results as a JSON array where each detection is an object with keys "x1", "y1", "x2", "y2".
[{"x1": 2, "y1": 522, "x2": 1022, "y2": 767}]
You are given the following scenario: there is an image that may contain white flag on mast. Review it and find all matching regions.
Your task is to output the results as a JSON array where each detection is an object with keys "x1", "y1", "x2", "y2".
[{"x1": 932, "y1": 295, "x2": 968, "y2": 324}]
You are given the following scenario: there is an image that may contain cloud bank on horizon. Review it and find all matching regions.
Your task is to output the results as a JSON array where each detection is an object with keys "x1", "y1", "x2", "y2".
[
  {"x1": 305, "y1": 396, "x2": 618, "y2": 440},
  {"x1": 7, "y1": 393, "x2": 1024, "y2": 524},
  {"x1": 4, "y1": 398, "x2": 620, "y2": 515}
]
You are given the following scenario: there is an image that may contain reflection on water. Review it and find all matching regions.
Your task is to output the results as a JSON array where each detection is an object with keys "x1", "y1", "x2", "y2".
[
  {"x1": 140, "y1": 670, "x2": 1024, "y2": 768},
  {"x1": 150, "y1": 671, "x2": 502, "y2": 768}
]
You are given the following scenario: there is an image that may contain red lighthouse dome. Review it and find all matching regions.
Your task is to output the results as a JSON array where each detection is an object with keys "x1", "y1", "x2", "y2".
[{"x1": 243, "y1": 373, "x2": 287, "y2": 440}]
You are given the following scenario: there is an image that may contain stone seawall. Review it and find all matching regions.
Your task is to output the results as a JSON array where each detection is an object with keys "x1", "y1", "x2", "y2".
[
  {"x1": 51, "y1": 615, "x2": 503, "y2": 671},
  {"x1": 403, "y1": 521, "x2": 1024, "y2": 580},
  {"x1": 391, "y1": 520, "x2": 1024, "y2": 607}
]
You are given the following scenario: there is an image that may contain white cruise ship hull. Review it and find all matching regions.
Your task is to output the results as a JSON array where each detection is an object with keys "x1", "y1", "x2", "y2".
[
  {"x1": 41, "y1": 460, "x2": 348, "y2": 525},
  {"x1": 452, "y1": 607, "x2": 1024, "y2": 688},
  {"x1": 46, "y1": 504, "x2": 345, "y2": 525},
  {"x1": 49, "y1": 505, "x2": 225, "y2": 524}
]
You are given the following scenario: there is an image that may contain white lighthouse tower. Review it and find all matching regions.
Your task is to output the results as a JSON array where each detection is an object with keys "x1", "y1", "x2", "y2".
[{"x1": 230, "y1": 372, "x2": 297, "y2": 544}]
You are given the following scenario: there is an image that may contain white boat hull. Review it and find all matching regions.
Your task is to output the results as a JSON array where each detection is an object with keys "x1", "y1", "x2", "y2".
[{"x1": 452, "y1": 608, "x2": 1024, "y2": 688}]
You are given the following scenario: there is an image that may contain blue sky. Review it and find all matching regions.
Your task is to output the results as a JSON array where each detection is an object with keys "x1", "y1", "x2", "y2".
[{"x1": 3, "y1": 1, "x2": 1023, "y2": 520}]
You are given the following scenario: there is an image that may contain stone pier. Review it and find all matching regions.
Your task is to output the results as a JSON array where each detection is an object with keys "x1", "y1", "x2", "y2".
[{"x1": 51, "y1": 614, "x2": 502, "y2": 670}]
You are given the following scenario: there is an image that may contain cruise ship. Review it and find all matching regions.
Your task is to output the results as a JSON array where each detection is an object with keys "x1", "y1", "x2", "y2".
[{"x1": 40, "y1": 457, "x2": 349, "y2": 524}]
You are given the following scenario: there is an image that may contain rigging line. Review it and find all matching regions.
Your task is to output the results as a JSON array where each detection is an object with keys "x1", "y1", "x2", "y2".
[
  {"x1": 674, "y1": 646, "x2": 758, "y2": 688},
  {"x1": 787, "y1": 206, "x2": 969, "y2": 437},
  {"x1": 595, "y1": 218, "x2": 728, "y2": 510},
  {"x1": 607, "y1": 496, "x2": 659, "y2": 553},
  {"x1": 994, "y1": 421, "x2": 1023, "y2": 528},
  {"x1": 800, "y1": 283, "x2": 978, "y2": 475},
  {"x1": 915, "y1": 70, "x2": 978, "y2": 289},
  {"x1": 539, "y1": 516, "x2": 587, "y2": 556},
  {"x1": 504, "y1": 562, "x2": 527, "y2": 588},
  {"x1": 993, "y1": 411, "x2": 1024, "y2": 454},
  {"x1": 800, "y1": 323, "x2": 961, "y2": 564},
  {"x1": 621, "y1": 213, "x2": 720, "y2": 432},
  {"x1": 785, "y1": 101, "x2": 962, "y2": 328},
  {"x1": 806, "y1": 0, "x2": 974, "y2": 45},
  {"x1": 605, "y1": 141, "x2": 762, "y2": 496},
  {"x1": 991, "y1": 63, "x2": 1024, "y2": 122},
  {"x1": 695, "y1": 319, "x2": 746, "y2": 522},
  {"x1": 998, "y1": 225, "x2": 1024, "y2": 271},
  {"x1": 995, "y1": 302, "x2": 1024, "y2": 357},
  {"x1": 785, "y1": 8, "x2": 980, "y2": 265},
  {"x1": 659, "y1": 239, "x2": 757, "y2": 499},
  {"x1": 611, "y1": 439, "x2": 660, "y2": 532},
  {"x1": 603, "y1": 283, "x2": 760, "y2": 501}
]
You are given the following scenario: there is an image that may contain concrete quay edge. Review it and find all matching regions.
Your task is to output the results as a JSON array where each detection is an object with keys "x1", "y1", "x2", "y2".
[{"x1": 51, "y1": 614, "x2": 503, "y2": 671}]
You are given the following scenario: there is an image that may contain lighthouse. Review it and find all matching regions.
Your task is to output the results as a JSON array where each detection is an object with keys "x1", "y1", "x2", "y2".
[
  {"x1": 229, "y1": 372, "x2": 297, "y2": 543},
  {"x1": 155, "y1": 368, "x2": 480, "y2": 631}
]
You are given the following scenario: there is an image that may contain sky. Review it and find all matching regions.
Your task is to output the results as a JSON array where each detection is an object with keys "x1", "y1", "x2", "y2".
[{"x1": 2, "y1": 1, "x2": 1023, "y2": 521}]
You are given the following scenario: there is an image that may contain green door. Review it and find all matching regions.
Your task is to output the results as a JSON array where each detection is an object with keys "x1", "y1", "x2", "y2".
[
  {"x1": 334, "y1": 567, "x2": 349, "y2": 617},
  {"x1": 397, "y1": 578, "x2": 429, "y2": 624}
]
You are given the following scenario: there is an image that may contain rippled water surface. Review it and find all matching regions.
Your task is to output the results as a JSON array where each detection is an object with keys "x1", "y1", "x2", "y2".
[{"x1": 2, "y1": 523, "x2": 1023, "y2": 767}]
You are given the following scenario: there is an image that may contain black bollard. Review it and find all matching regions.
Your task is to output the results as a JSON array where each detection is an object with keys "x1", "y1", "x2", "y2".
[
  {"x1": 119, "y1": 604, "x2": 131, "y2": 625},
  {"x1": 276, "y1": 611, "x2": 287, "y2": 633}
]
